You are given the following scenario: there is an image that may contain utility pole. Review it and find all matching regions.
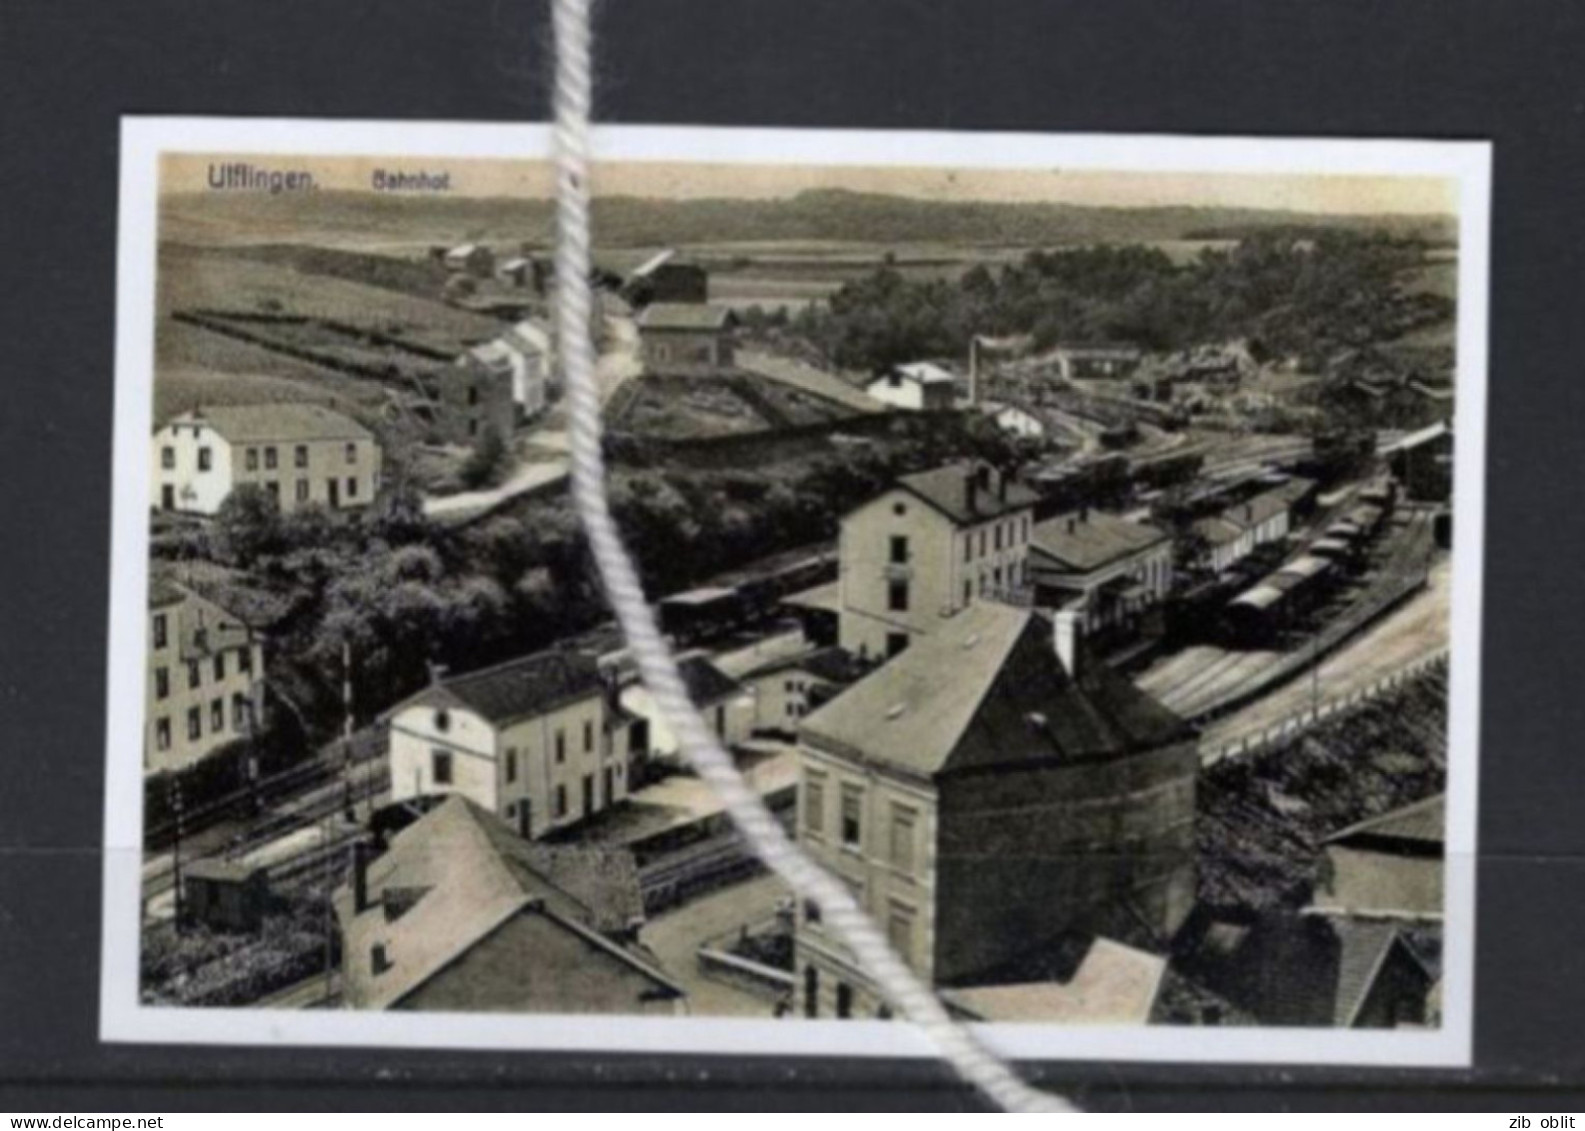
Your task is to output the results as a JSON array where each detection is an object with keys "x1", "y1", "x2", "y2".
[{"x1": 169, "y1": 778, "x2": 185, "y2": 933}]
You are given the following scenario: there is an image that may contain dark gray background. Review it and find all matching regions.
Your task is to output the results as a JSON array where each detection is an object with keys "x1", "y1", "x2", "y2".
[{"x1": 1, "y1": 0, "x2": 1580, "y2": 1111}]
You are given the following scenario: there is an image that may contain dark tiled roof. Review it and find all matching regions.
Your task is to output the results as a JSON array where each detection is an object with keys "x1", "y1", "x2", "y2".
[
  {"x1": 676, "y1": 654, "x2": 744, "y2": 707},
  {"x1": 405, "y1": 649, "x2": 606, "y2": 725},
  {"x1": 801, "y1": 603, "x2": 1191, "y2": 779},
  {"x1": 637, "y1": 302, "x2": 734, "y2": 330},
  {"x1": 896, "y1": 462, "x2": 1039, "y2": 526},
  {"x1": 1032, "y1": 511, "x2": 1169, "y2": 573},
  {"x1": 148, "y1": 578, "x2": 186, "y2": 609},
  {"x1": 1330, "y1": 918, "x2": 1404, "y2": 1026},
  {"x1": 177, "y1": 403, "x2": 372, "y2": 444}
]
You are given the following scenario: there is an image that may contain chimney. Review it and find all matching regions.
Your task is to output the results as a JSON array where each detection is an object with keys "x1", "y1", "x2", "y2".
[
  {"x1": 427, "y1": 661, "x2": 449, "y2": 686},
  {"x1": 1054, "y1": 610, "x2": 1083, "y2": 676},
  {"x1": 353, "y1": 839, "x2": 372, "y2": 913}
]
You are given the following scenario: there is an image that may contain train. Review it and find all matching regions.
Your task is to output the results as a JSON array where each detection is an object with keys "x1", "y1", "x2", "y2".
[{"x1": 656, "y1": 549, "x2": 837, "y2": 646}]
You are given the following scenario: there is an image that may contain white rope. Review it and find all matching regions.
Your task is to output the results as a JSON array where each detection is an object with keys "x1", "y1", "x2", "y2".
[{"x1": 550, "y1": 0, "x2": 1074, "y2": 1111}]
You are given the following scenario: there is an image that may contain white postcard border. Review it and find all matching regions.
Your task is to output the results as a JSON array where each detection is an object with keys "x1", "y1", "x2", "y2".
[{"x1": 103, "y1": 117, "x2": 1491, "y2": 1068}]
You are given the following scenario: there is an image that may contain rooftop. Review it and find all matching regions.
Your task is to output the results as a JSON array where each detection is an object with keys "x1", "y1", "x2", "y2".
[
  {"x1": 637, "y1": 302, "x2": 734, "y2": 331},
  {"x1": 942, "y1": 936, "x2": 1167, "y2": 1025},
  {"x1": 335, "y1": 797, "x2": 674, "y2": 1010},
  {"x1": 892, "y1": 462, "x2": 1039, "y2": 526},
  {"x1": 800, "y1": 602, "x2": 1191, "y2": 780},
  {"x1": 675, "y1": 654, "x2": 745, "y2": 708},
  {"x1": 396, "y1": 649, "x2": 606, "y2": 727},
  {"x1": 1031, "y1": 511, "x2": 1169, "y2": 573},
  {"x1": 169, "y1": 403, "x2": 373, "y2": 444},
  {"x1": 890, "y1": 361, "x2": 957, "y2": 386},
  {"x1": 1325, "y1": 794, "x2": 1446, "y2": 850}
]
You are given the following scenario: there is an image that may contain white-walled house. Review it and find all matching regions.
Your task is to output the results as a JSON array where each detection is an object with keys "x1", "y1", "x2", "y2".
[
  {"x1": 864, "y1": 362, "x2": 958, "y2": 412},
  {"x1": 465, "y1": 319, "x2": 554, "y2": 419},
  {"x1": 152, "y1": 403, "x2": 381, "y2": 516},
  {"x1": 387, "y1": 649, "x2": 644, "y2": 840},
  {"x1": 617, "y1": 654, "x2": 753, "y2": 765}
]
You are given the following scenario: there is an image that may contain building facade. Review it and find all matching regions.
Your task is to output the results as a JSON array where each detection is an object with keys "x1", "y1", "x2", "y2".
[
  {"x1": 430, "y1": 355, "x2": 517, "y2": 447},
  {"x1": 1028, "y1": 510, "x2": 1174, "y2": 633},
  {"x1": 637, "y1": 303, "x2": 737, "y2": 377},
  {"x1": 864, "y1": 362, "x2": 958, "y2": 412},
  {"x1": 837, "y1": 462, "x2": 1038, "y2": 661},
  {"x1": 386, "y1": 650, "x2": 644, "y2": 840},
  {"x1": 1055, "y1": 342, "x2": 1144, "y2": 381},
  {"x1": 152, "y1": 403, "x2": 381, "y2": 516},
  {"x1": 146, "y1": 580, "x2": 266, "y2": 775},
  {"x1": 794, "y1": 602, "x2": 1198, "y2": 1019}
]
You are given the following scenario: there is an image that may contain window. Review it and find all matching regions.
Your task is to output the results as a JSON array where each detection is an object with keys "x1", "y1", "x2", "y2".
[
  {"x1": 346, "y1": 476, "x2": 358, "y2": 499},
  {"x1": 468, "y1": 419, "x2": 479, "y2": 437},
  {"x1": 892, "y1": 502, "x2": 906, "y2": 517},
  {"x1": 160, "y1": 446, "x2": 175, "y2": 470},
  {"x1": 582, "y1": 773, "x2": 594, "y2": 813},
  {"x1": 628, "y1": 718, "x2": 649, "y2": 755},
  {"x1": 804, "y1": 899, "x2": 822, "y2": 926},
  {"x1": 210, "y1": 698, "x2": 224, "y2": 732},
  {"x1": 840, "y1": 784, "x2": 863, "y2": 847},
  {"x1": 887, "y1": 632, "x2": 909, "y2": 658},
  {"x1": 468, "y1": 386, "x2": 480, "y2": 406},
  {"x1": 887, "y1": 579, "x2": 909, "y2": 612},
  {"x1": 264, "y1": 447, "x2": 278, "y2": 470},
  {"x1": 292, "y1": 445, "x2": 307, "y2": 469},
  {"x1": 803, "y1": 966, "x2": 819, "y2": 1019},
  {"x1": 994, "y1": 524, "x2": 1003, "y2": 551},
  {"x1": 979, "y1": 530, "x2": 987, "y2": 556},
  {"x1": 197, "y1": 447, "x2": 212, "y2": 472},
  {"x1": 431, "y1": 750, "x2": 452, "y2": 785},
  {"x1": 152, "y1": 613, "x2": 167, "y2": 649},
  {"x1": 889, "y1": 805, "x2": 916, "y2": 871},
  {"x1": 246, "y1": 448, "x2": 259, "y2": 472},
  {"x1": 213, "y1": 653, "x2": 225, "y2": 682},
  {"x1": 804, "y1": 775, "x2": 825, "y2": 834},
  {"x1": 238, "y1": 647, "x2": 252, "y2": 675},
  {"x1": 295, "y1": 479, "x2": 310, "y2": 503},
  {"x1": 155, "y1": 717, "x2": 171, "y2": 751},
  {"x1": 232, "y1": 693, "x2": 249, "y2": 729},
  {"x1": 583, "y1": 720, "x2": 594, "y2": 753},
  {"x1": 345, "y1": 442, "x2": 357, "y2": 465},
  {"x1": 836, "y1": 982, "x2": 854, "y2": 1020},
  {"x1": 154, "y1": 666, "x2": 169, "y2": 700},
  {"x1": 434, "y1": 709, "x2": 449, "y2": 732},
  {"x1": 1022, "y1": 515, "x2": 1030, "y2": 542},
  {"x1": 187, "y1": 661, "x2": 200, "y2": 690},
  {"x1": 265, "y1": 481, "x2": 280, "y2": 501},
  {"x1": 554, "y1": 784, "x2": 568, "y2": 818},
  {"x1": 887, "y1": 904, "x2": 915, "y2": 958},
  {"x1": 714, "y1": 705, "x2": 725, "y2": 736},
  {"x1": 962, "y1": 537, "x2": 971, "y2": 563},
  {"x1": 889, "y1": 535, "x2": 908, "y2": 564},
  {"x1": 186, "y1": 707, "x2": 201, "y2": 741},
  {"x1": 505, "y1": 747, "x2": 518, "y2": 784},
  {"x1": 963, "y1": 580, "x2": 972, "y2": 605},
  {"x1": 555, "y1": 729, "x2": 566, "y2": 763}
]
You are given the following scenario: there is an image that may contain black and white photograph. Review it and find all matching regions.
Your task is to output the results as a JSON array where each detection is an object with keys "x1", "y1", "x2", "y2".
[{"x1": 100, "y1": 122, "x2": 1488, "y2": 1067}]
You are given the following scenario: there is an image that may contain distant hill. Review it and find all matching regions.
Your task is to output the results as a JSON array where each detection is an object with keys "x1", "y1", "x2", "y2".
[{"x1": 161, "y1": 186, "x2": 1457, "y2": 250}]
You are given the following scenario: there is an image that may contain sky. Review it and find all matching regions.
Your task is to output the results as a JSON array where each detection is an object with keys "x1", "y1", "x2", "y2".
[{"x1": 163, "y1": 154, "x2": 1456, "y2": 216}]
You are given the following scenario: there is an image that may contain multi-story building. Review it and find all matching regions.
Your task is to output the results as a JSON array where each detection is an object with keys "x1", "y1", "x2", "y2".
[
  {"x1": 837, "y1": 461, "x2": 1038, "y2": 661},
  {"x1": 386, "y1": 649, "x2": 645, "y2": 840},
  {"x1": 462, "y1": 319, "x2": 554, "y2": 421},
  {"x1": 145, "y1": 580, "x2": 266, "y2": 775},
  {"x1": 1028, "y1": 509, "x2": 1174, "y2": 633},
  {"x1": 794, "y1": 601, "x2": 1198, "y2": 1019},
  {"x1": 151, "y1": 403, "x2": 381, "y2": 516},
  {"x1": 429, "y1": 356, "x2": 517, "y2": 447}
]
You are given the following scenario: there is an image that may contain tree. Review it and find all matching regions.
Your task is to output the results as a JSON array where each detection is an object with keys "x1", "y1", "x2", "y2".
[{"x1": 211, "y1": 485, "x2": 282, "y2": 565}]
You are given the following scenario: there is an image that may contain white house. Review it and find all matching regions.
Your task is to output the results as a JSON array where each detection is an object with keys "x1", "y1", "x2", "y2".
[
  {"x1": 386, "y1": 649, "x2": 644, "y2": 841},
  {"x1": 151, "y1": 403, "x2": 381, "y2": 516},
  {"x1": 864, "y1": 361, "x2": 957, "y2": 412},
  {"x1": 464, "y1": 319, "x2": 555, "y2": 419}
]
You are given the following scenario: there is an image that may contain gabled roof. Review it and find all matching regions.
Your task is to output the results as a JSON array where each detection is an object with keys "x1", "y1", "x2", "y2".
[
  {"x1": 168, "y1": 403, "x2": 373, "y2": 444},
  {"x1": 396, "y1": 649, "x2": 606, "y2": 727},
  {"x1": 892, "y1": 462, "x2": 1039, "y2": 525},
  {"x1": 800, "y1": 602, "x2": 1191, "y2": 780},
  {"x1": 888, "y1": 361, "x2": 957, "y2": 386},
  {"x1": 335, "y1": 797, "x2": 675, "y2": 1011},
  {"x1": 1193, "y1": 515, "x2": 1246, "y2": 548},
  {"x1": 941, "y1": 936, "x2": 1166, "y2": 1025},
  {"x1": 1325, "y1": 794, "x2": 1445, "y2": 851},
  {"x1": 676, "y1": 654, "x2": 745, "y2": 707},
  {"x1": 637, "y1": 302, "x2": 734, "y2": 331},
  {"x1": 1331, "y1": 918, "x2": 1408, "y2": 1026},
  {"x1": 1031, "y1": 511, "x2": 1169, "y2": 573}
]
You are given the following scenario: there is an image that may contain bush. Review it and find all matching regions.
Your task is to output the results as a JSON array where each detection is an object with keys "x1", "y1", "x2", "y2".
[{"x1": 458, "y1": 428, "x2": 509, "y2": 489}]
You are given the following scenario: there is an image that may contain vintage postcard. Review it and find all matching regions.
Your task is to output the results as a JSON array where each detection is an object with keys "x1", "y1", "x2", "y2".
[{"x1": 102, "y1": 119, "x2": 1489, "y2": 1066}]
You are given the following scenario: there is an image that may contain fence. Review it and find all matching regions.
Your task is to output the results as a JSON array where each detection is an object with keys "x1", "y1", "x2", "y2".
[{"x1": 1201, "y1": 648, "x2": 1449, "y2": 767}]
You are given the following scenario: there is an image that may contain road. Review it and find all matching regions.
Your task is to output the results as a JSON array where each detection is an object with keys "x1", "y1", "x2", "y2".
[
  {"x1": 642, "y1": 872, "x2": 789, "y2": 1018},
  {"x1": 1199, "y1": 553, "x2": 1451, "y2": 750}
]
